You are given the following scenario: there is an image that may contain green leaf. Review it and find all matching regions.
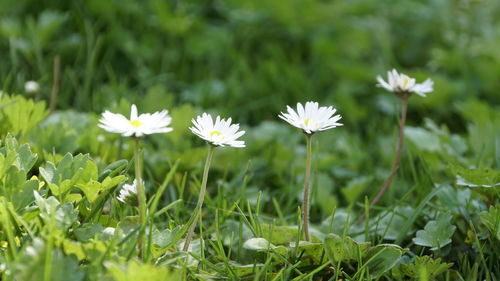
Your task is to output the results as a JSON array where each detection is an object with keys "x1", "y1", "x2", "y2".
[
  {"x1": 74, "y1": 223, "x2": 104, "y2": 242},
  {"x1": 75, "y1": 181, "x2": 101, "y2": 203},
  {"x1": 106, "y1": 260, "x2": 181, "y2": 281},
  {"x1": 260, "y1": 224, "x2": 299, "y2": 245},
  {"x1": 363, "y1": 244, "x2": 403, "y2": 278},
  {"x1": 152, "y1": 227, "x2": 182, "y2": 248},
  {"x1": 479, "y1": 205, "x2": 500, "y2": 240},
  {"x1": 0, "y1": 135, "x2": 39, "y2": 209},
  {"x1": 0, "y1": 95, "x2": 48, "y2": 139},
  {"x1": 405, "y1": 126, "x2": 441, "y2": 152},
  {"x1": 226, "y1": 262, "x2": 264, "y2": 276},
  {"x1": 393, "y1": 256, "x2": 453, "y2": 279},
  {"x1": 243, "y1": 237, "x2": 276, "y2": 251},
  {"x1": 341, "y1": 176, "x2": 372, "y2": 204},
  {"x1": 412, "y1": 213, "x2": 456, "y2": 250},
  {"x1": 39, "y1": 153, "x2": 94, "y2": 198},
  {"x1": 242, "y1": 237, "x2": 287, "y2": 256},
  {"x1": 436, "y1": 185, "x2": 470, "y2": 214},
  {"x1": 372, "y1": 206, "x2": 414, "y2": 240},
  {"x1": 289, "y1": 241, "x2": 325, "y2": 263},
  {"x1": 34, "y1": 191, "x2": 78, "y2": 231},
  {"x1": 62, "y1": 239, "x2": 86, "y2": 260},
  {"x1": 11, "y1": 238, "x2": 84, "y2": 281},
  {"x1": 451, "y1": 163, "x2": 500, "y2": 188},
  {"x1": 324, "y1": 233, "x2": 370, "y2": 264},
  {"x1": 15, "y1": 143, "x2": 37, "y2": 172}
]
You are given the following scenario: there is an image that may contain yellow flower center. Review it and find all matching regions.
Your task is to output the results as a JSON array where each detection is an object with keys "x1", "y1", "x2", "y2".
[
  {"x1": 130, "y1": 119, "x2": 142, "y2": 128},
  {"x1": 210, "y1": 130, "x2": 222, "y2": 137},
  {"x1": 403, "y1": 77, "x2": 410, "y2": 88},
  {"x1": 304, "y1": 118, "x2": 317, "y2": 127}
]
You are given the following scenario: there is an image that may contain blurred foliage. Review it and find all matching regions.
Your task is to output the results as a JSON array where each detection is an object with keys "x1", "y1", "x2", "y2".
[
  {"x1": 0, "y1": 0, "x2": 499, "y2": 126},
  {"x1": 0, "y1": 0, "x2": 500, "y2": 280}
]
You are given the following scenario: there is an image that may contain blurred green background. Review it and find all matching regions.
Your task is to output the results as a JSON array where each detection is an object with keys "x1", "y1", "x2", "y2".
[{"x1": 1, "y1": 0, "x2": 499, "y2": 124}]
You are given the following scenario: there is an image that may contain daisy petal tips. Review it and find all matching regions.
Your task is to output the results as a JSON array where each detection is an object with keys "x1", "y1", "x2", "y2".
[
  {"x1": 376, "y1": 69, "x2": 434, "y2": 97},
  {"x1": 189, "y1": 113, "x2": 245, "y2": 148},
  {"x1": 98, "y1": 104, "x2": 173, "y2": 137},
  {"x1": 279, "y1": 101, "x2": 343, "y2": 135},
  {"x1": 117, "y1": 179, "x2": 139, "y2": 205}
]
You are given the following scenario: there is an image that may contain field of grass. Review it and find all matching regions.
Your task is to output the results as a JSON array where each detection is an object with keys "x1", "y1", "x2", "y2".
[{"x1": 0, "y1": 0, "x2": 499, "y2": 280}]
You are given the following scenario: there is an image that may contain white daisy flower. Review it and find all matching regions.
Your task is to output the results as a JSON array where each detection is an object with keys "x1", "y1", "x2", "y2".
[
  {"x1": 279, "y1": 101, "x2": 343, "y2": 135},
  {"x1": 376, "y1": 69, "x2": 434, "y2": 97},
  {"x1": 117, "y1": 179, "x2": 139, "y2": 205},
  {"x1": 189, "y1": 113, "x2": 245, "y2": 147},
  {"x1": 98, "y1": 104, "x2": 172, "y2": 137},
  {"x1": 25, "y1": 80, "x2": 40, "y2": 94}
]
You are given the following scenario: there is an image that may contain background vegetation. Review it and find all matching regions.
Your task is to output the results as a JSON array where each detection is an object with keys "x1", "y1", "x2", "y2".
[{"x1": 0, "y1": 0, "x2": 499, "y2": 280}]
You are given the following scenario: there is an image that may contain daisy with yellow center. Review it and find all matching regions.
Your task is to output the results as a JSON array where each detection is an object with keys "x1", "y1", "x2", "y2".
[
  {"x1": 189, "y1": 113, "x2": 245, "y2": 147},
  {"x1": 98, "y1": 104, "x2": 172, "y2": 259},
  {"x1": 366, "y1": 69, "x2": 434, "y2": 218},
  {"x1": 98, "y1": 104, "x2": 172, "y2": 137},
  {"x1": 279, "y1": 101, "x2": 343, "y2": 241},
  {"x1": 376, "y1": 69, "x2": 433, "y2": 97},
  {"x1": 279, "y1": 101, "x2": 343, "y2": 135},
  {"x1": 183, "y1": 113, "x2": 245, "y2": 252}
]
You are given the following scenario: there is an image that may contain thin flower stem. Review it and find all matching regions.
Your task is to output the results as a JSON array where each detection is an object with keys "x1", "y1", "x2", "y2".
[
  {"x1": 303, "y1": 134, "x2": 313, "y2": 241},
  {"x1": 370, "y1": 96, "x2": 409, "y2": 207},
  {"x1": 183, "y1": 145, "x2": 214, "y2": 252},
  {"x1": 134, "y1": 137, "x2": 146, "y2": 258}
]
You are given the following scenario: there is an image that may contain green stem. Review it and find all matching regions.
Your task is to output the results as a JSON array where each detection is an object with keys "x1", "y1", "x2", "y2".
[
  {"x1": 303, "y1": 134, "x2": 313, "y2": 241},
  {"x1": 183, "y1": 145, "x2": 214, "y2": 251},
  {"x1": 134, "y1": 137, "x2": 146, "y2": 259}
]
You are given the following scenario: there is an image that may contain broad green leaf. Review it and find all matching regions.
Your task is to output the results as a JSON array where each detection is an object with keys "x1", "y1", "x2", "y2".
[
  {"x1": 98, "y1": 159, "x2": 128, "y2": 180},
  {"x1": 289, "y1": 241, "x2": 324, "y2": 263},
  {"x1": 260, "y1": 224, "x2": 299, "y2": 245},
  {"x1": 372, "y1": 206, "x2": 414, "y2": 240},
  {"x1": 242, "y1": 237, "x2": 287, "y2": 256},
  {"x1": 226, "y1": 262, "x2": 264, "y2": 276},
  {"x1": 62, "y1": 239, "x2": 86, "y2": 260},
  {"x1": 451, "y1": 163, "x2": 500, "y2": 189},
  {"x1": 0, "y1": 135, "x2": 38, "y2": 209},
  {"x1": 324, "y1": 233, "x2": 370, "y2": 264},
  {"x1": 243, "y1": 237, "x2": 276, "y2": 251},
  {"x1": 76, "y1": 181, "x2": 101, "y2": 203},
  {"x1": 363, "y1": 244, "x2": 403, "y2": 278},
  {"x1": 479, "y1": 206, "x2": 500, "y2": 240},
  {"x1": 436, "y1": 185, "x2": 470, "y2": 214},
  {"x1": 393, "y1": 256, "x2": 453, "y2": 279},
  {"x1": 412, "y1": 213, "x2": 456, "y2": 250},
  {"x1": 15, "y1": 143, "x2": 37, "y2": 172},
  {"x1": 74, "y1": 223, "x2": 104, "y2": 242},
  {"x1": 152, "y1": 226, "x2": 183, "y2": 248},
  {"x1": 106, "y1": 260, "x2": 181, "y2": 281},
  {"x1": 0, "y1": 95, "x2": 48, "y2": 139},
  {"x1": 405, "y1": 126, "x2": 441, "y2": 152},
  {"x1": 341, "y1": 176, "x2": 372, "y2": 204},
  {"x1": 11, "y1": 238, "x2": 84, "y2": 281},
  {"x1": 34, "y1": 191, "x2": 78, "y2": 231}
]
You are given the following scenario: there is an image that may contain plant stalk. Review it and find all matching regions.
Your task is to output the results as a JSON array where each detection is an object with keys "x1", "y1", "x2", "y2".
[
  {"x1": 183, "y1": 145, "x2": 214, "y2": 251},
  {"x1": 303, "y1": 134, "x2": 313, "y2": 241},
  {"x1": 134, "y1": 137, "x2": 146, "y2": 258},
  {"x1": 370, "y1": 96, "x2": 409, "y2": 207}
]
